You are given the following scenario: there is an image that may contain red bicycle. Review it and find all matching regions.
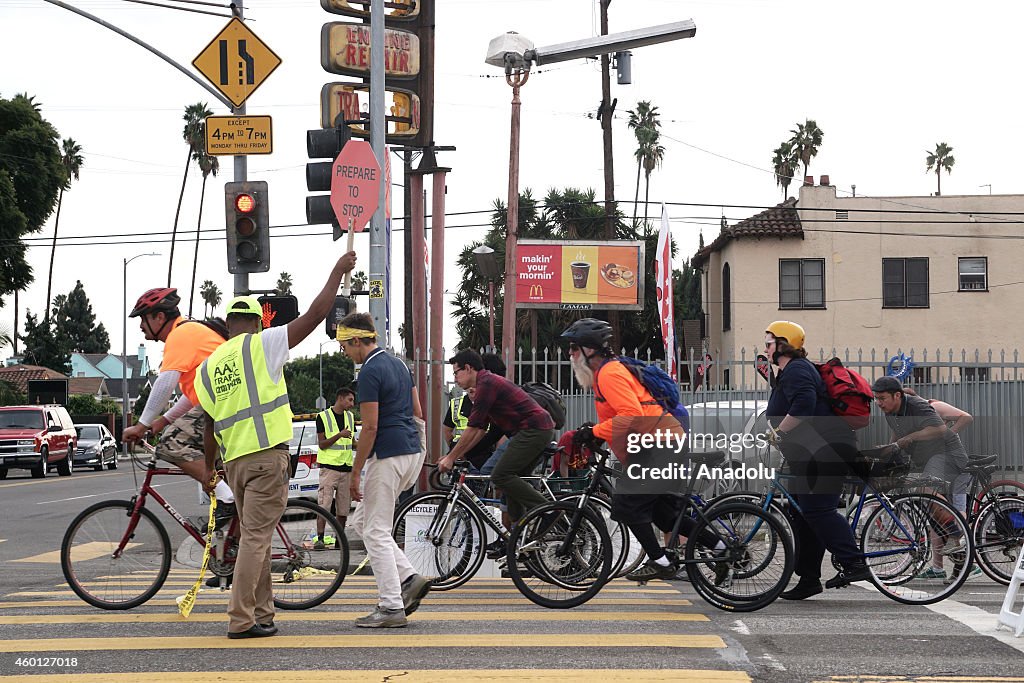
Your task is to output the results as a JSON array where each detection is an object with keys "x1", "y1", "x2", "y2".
[{"x1": 60, "y1": 448, "x2": 348, "y2": 610}]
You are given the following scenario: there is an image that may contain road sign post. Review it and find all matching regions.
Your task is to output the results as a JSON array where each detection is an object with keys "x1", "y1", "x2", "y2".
[{"x1": 330, "y1": 139, "x2": 380, "y2": 295}]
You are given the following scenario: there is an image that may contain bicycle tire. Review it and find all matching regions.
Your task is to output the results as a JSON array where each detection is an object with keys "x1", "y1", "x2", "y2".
[
  {"x1": 560, "y1": 493, "x2": 641, "y2": 578},
  {"x1": 972, "y1": 495, "x2": 1024, "y2": 585},
  {"x1": 973, "y1": 480, "x2": 1024, "y2": 517},
  {"x1": 684, "y1": 502, "x2": 794, "y2": 612},
  {"x1": 507, "y1": 501, "x2": 612, "y2": 609},
  {"x1": 393, "y1": 492, "x2": 486, "y2": 591},
  {"x1": 61, "y1": 500, "x2": 171, "y2": 610},
  {"x1": 272, "y1": 499, "x2": 349, "y2": 609},
  {"x1": 861, "y1": 493, "x2": 972, "y2": 604},
  {"x1": 707, "y1": 492, "x2": 796, "y2": 575}
]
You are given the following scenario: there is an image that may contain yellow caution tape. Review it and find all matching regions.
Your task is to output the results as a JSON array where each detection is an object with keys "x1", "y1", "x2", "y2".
[
  {"x1": 177, "y1": 473, "x2": 221, "y2": 618},
  {"x1": 275, "y1": 565, "x2": 337, "y2": 584}
]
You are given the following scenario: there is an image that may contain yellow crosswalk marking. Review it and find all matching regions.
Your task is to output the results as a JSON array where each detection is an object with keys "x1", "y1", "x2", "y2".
[
  {"x1": 0, "y1": 633, "x2": 725, "y2": 652},
  {"x1": 0, "y1": 597, "x2": 693, "y2": 609},
  {"x1": 13, "y1": 542, "x2": 139, "y2": 564},
  {"x1": 18, "y1": 587, "x2": 675, "y2": 597},
  {"x1": 0, "y1": 669, "x2": 751, "y2": 682},
  {"x1": 0, "y1": 610, "x2": 707, "y2": 625}
]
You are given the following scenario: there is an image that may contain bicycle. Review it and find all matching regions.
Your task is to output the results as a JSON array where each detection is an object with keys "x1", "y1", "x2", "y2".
[
  {"x1": 711, "y1": 443, "x2": 975, "y2": 605},
  {"x1": 509, "y1": 447, "x2": 795, "y2": 612},
  {"x1": 964, "y1": 454, "x2": 1024, "y2": 584},
  {"x1": 60, "y1": 447, "x2": 349, "y2": 610},
  {"x1": 395, "y1": 443, "x2": 642, "y2": 592}
]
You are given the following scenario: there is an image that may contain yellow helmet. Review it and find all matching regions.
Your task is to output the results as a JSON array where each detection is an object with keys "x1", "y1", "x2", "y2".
[{"x1": 766, "y1": 321, "x2": 805, "y2": 350}]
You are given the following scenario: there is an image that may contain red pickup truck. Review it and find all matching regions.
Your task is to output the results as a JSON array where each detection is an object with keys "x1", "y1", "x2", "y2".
[{"x1": 0, "y1": 405, "x2": 77, "y2": 479}]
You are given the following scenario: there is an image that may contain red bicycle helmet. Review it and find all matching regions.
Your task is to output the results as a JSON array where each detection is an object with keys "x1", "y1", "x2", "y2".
[{"x1": 129, "y1": 287, "x2": 180, "y2": 317}]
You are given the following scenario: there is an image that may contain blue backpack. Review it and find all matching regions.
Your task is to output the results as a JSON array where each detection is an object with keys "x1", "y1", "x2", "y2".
[{"x1": 594, "y1": 357, "x2": 690, "y2": 432}]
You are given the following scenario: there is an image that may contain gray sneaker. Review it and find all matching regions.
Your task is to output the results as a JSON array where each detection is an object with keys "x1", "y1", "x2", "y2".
[
  {"x1": 354, "y1": 607, "x2": 408, "y2": 629},
  {"x1": 400, "y1": 574, "x2": 431, "y2": 616}
]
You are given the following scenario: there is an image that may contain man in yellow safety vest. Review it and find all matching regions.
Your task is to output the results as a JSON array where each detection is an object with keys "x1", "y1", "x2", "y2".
[
  {"x1": 195, "y1": 251, "x2": 356, "y2": 640},
  {"x1": 314, "y1": 386, "x2": 357, "y2": 548}
]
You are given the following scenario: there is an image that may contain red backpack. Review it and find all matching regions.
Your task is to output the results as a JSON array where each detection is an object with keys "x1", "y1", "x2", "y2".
[{"x1": 814, "y1": 358, "x2": 873, "y2": 429}]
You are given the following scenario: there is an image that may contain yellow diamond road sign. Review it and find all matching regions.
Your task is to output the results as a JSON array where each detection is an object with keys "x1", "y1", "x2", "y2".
[{"x1": 193, "y1": 18, "x2": 282, "y2": 108}]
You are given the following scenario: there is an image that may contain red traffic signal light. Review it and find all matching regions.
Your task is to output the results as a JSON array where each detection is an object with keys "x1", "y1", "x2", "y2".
[{"x1": 225, "y1": 181, "x2": 270, "y2": 274}]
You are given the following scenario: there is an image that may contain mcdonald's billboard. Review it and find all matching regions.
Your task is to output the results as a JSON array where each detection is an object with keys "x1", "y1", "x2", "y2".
[{"x1": 515, "y1": 239, "x2": 645, "y2": 311}]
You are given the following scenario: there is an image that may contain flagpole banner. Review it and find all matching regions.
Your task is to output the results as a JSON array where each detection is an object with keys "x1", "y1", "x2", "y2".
[
  {"x1": 656, "y1": 204, "x2": 676, "y2": 378},
  {"x1": 515, "y1": 239, "x2": 645, "y2": 311},
  {"x1": 384, "y1": 146, "x2": 392, "y2": 347}
]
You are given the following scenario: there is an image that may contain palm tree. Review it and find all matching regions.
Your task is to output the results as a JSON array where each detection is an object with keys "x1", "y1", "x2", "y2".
[
  {"x1": 168, "y1": 102, "x2": 213, "y2": 287},
  {"x1": 44, "y1": 138, "x2": 83, "y2": 321},
  {"x1": 626, "y1": 101, "x2": 661, "y2": 225},
  {"x1": 789, "y1": 119, "x2": 824, "y2": 182},
  {"x1": 187, "y1": 148, "x2": 219, "y2": 317},
  {"x1": 925, "y1": 142, "x2": 955, "y2": 196},
  {"x1": 351, "y1": 271, "x2": 368, "y2": 291},
  {"x1": 772, "y1": 141, "x2": 799, "y2": 200},
  {"x1": 276, "y1": 272, "x2": 293, "y2": 295},
  {"x1": 199, "y1": 280, "x2": 222, "y2": 319},
  {"x1": 642, "y1": 137, "x2": 666, "y2": 226}
]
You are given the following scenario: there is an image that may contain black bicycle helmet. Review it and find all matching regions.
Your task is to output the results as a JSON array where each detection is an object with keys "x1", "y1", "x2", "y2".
[
  {"x1": 129, "y1": 287, "x2": 180, "y2": 317},
  {"x1": 560, "y1": 318, "x2": 613, "y2": 349}
]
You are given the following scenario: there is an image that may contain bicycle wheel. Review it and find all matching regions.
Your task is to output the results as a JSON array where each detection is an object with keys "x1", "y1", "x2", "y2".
[
  {"x1": 861, "y1": 493, "x2": 973, "y2": 605},
  {"x1": 975, "y1": 479, "x2": 1024, "y2": 516},
  {"x1": 707, "y1": 492, "x2": 796, "y2": 574},
  {"x1": 508, "y1": 501, "x2": 612, "y2": 609},
  {"x1": 561, "y1": 493, "x2": 641, "y2": 578},
  {"x1": 272, "y1": 499, "x2": 348, "y2": 610},
  {"x1": 60, "y1": 500, "x2": 171, "y2": 610},
  {"x1": 684, "y1": 502, "x2": 794, "y2": 612},
  {"x1": 972, "y1": 496, "x2": 1024, "y2": 585},
  {"x1": 393, "y1": 493, "x2": 485, "y2": 591}
]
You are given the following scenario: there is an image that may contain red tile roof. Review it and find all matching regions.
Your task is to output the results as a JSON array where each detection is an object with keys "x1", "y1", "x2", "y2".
[
  {"x1": 0, "y1": 365, "x2": 68, "y2": 394},
  {"x1": 692, "y1": 198, "x2": 802, "y2": 267}
]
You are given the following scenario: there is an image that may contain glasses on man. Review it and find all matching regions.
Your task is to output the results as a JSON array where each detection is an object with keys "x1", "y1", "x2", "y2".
[
  {"x1": 568, "y1": 343, "x2": 581, "y2": 352},
  {"x1": 452, "y1": 367, "x2": 464, "y2": 376}
]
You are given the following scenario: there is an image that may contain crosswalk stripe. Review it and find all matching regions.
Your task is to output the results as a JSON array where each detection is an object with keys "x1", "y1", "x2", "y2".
[
  {"x1": 19, "y1": 587, "x2": 676, "y2": 597},
  {"x1": 0, "y1": 633, "x2": 725, "y2": 652},
  {"x1": 0, "y1": 597, "x2": 693, "y2": 609},
  {"x1": 0, "y1": 669, "x2": 751, "y2": 682},
  {"x1": 13, "y1": 542, "x2": 140, "y2": 564},
  {"x1": 0, "y1": 610, "x2": 708, "y2": 625}
]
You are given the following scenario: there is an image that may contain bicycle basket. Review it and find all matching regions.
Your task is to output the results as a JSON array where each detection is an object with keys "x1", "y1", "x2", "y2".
[{"x1": 858, "y1": 445, "x2": 913, "y2": 492}]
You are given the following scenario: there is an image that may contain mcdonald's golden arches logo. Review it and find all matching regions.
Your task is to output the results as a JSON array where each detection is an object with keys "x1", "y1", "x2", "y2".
[{"x1": 529, "y1": 284, "x2": 544, "y2": 299}]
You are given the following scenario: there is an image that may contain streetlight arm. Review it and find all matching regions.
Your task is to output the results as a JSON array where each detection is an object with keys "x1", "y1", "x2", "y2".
[{"x1": 527, "y1": 20, "x2": 696, "y2": 66}]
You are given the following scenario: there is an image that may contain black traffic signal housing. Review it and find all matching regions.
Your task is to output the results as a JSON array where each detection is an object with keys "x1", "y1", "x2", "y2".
[
  {"x1": 325, "y1": 295, "x2": 357, "y2": 340},
  {"x1": 257, "y1": 295, "x2": 299, "y2": 328},
  {"x1": 305, "y1": 123, "x2": 351, "y2": 228},
  {"x1": 225, "y1": 181, "x2": 270, "y2": 274}
]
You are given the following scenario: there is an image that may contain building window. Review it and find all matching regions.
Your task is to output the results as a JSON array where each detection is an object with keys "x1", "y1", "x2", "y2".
[
  {"x1": 912, "y1": 366, "x2": 933, "y2": 384},
  {"x1": 958, "y1": 257, "x2": 987, "y2": 291},
  {"x1": 779, "y1": 259, "x2": 825, "y2": 310},
  {"x1": 722, "y1": 263, "x2": 731, "y2": 331},
  {"x1": 961, "y1": 367, "x2": 989, "y2": 382},
  {"x1": 882, "y1": 258, "x2": 929, "y2": 308}
]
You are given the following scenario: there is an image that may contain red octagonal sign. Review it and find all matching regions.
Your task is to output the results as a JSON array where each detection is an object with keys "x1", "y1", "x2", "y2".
[{"x1": 330, "y1": 140, "x2": 380, "y2": 232}]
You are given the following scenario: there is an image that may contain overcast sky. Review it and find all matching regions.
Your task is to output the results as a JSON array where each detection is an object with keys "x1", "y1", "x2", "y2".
[{"x1": 1, "y1": 0, "x2": 1020, "y2": 374}]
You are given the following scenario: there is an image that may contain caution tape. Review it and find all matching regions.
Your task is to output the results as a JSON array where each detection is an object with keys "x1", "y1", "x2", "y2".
[
  {"x1": 276, "y1": 565, "x2": 338, "y2": 584},
  {"x1": 177, "y1": 473, "x2": 220, "y2": 618}
]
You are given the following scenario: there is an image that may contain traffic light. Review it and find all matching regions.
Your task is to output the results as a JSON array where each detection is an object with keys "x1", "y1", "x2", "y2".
[
  {"x1": 225, "y1": 181, "x2": 270, "y2": 274},
  {"x1": 305, "y1": 124, "x2": 351, "y2": 227},
  {"x1": 257, "y1": 295, "x2": 299, "y2": 328},
  {"x1": 325, "y1": 295, "x2": 357, "y2": 339}
]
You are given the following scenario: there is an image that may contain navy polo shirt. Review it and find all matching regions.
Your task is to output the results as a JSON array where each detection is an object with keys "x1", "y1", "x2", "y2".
[{"x1": 356, "y1": 348, "x2": 420, "y2": 459}]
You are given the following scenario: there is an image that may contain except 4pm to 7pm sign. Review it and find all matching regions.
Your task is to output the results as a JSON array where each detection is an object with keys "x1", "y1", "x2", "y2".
[{"x1": 515, "y1": 239, "x2": 645, "y2": 311}]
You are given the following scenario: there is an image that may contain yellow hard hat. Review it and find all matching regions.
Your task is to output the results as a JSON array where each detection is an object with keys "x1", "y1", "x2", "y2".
[{"x1": 766, "y1": 321, "x2": 805, "y2": 350}]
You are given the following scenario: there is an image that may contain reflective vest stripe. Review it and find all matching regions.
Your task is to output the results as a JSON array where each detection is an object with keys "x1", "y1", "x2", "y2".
[{"x1": 450, "y1": 395, "x2": 468, "y2": 441}]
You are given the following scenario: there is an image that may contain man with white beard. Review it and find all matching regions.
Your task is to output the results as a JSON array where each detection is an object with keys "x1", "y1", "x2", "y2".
[{"x1": 561, "y1": 318, "x2": 726, "y2": 583}]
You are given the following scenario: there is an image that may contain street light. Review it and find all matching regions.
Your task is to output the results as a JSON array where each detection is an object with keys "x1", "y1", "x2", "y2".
[
  {"x1": 122, "y1": 252, "x2": 159, "y2": 457},
  {"x1": 485, "y1": 20, "x2": 696, "y2": 377},
  {"x1": 472, "y1": 245, "x2": 500, "y2": 352},
  {"x1": 317, "y1": 339, "x2": 335, "y2": 411}
]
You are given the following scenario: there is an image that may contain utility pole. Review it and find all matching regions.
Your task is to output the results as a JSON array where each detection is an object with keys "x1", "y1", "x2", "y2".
[{"x1": 599, "y1": 0, "x2": 621, "y2": 342}]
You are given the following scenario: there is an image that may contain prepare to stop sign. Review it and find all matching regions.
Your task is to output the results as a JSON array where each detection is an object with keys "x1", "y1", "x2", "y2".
[{"x1": 329, "y1": 140, "x2": 380, "y2": 232}]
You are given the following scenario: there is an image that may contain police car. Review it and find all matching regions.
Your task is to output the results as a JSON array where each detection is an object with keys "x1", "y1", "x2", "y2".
[{"x1": 288, "y1": 420, "x2": 321, "y2": 500}]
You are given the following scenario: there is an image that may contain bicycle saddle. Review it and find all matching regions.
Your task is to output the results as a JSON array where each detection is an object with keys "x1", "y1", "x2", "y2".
[
  {"x1": 687, "y1": 450, "x2": 727, "y2": 466},
  {"x1": 968, "y1": 454, "x2": 998, "y2": 466}
]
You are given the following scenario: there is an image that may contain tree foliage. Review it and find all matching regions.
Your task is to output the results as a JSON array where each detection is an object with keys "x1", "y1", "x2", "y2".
[
  {"x1": 0, "y1": 93, "x2": 65, "y2": 308},
  {"x1": 789, "y1": 119, "x2": 824, "y2": 181},
  {"x1": 275, "y1": 272, "x2": 293, "y2": 295},
  {"x1": 925, "y1": 142, "x2": 955, "y2": 196},
  {"x1": 20, "y1": 310, "x2": 70, "y2": 373},
  {"x1": 67, "y1": 393, "x2": 121, "y2": 417},
  {"x1": 283, "y1": 350, "x2": 355, "y2": 414},
  {"x1": 452, "y1": 187, "x2": 702, "y2": 360},
  {"x1": 52, "y1": 281, "x2": 110, "y2": 353},
  {"x1": 45, "y1": 137, "x2": 84, "y2": 320}
]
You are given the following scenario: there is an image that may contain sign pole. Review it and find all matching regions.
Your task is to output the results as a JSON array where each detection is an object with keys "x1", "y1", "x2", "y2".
[
  {"x1": 368, "y1": 0, "x2": 387, "y2": 342},
  {"x1": 231, "y1": 3, "x2": 248, "y2": 297},
  {"x1": 342, "y1": 219, "x2": 355, "y2": 296}
]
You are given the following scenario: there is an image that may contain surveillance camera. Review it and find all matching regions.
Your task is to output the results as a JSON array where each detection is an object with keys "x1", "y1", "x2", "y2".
[{"x1": 485, "y1": 32, "x2": 536, "y2": 70}]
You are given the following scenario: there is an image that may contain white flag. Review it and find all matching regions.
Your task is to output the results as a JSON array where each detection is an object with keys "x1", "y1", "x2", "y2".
[{"x1": 656, "y1": 204, "x2": 676, "y2": 378}]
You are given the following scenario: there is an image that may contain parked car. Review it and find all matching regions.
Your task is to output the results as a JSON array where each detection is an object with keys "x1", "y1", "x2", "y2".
[
  {"x1": 0, "y1": 405, "x2": 76, "y2": 479},
  {"x1": 73, "y1": 424, "x2": 118, "y2": 471},
  {"x1": 685, "y1": 400, "x2": 772, "y2": 493},
  {"x1": 288, "y1": 420, "x2": 321, "y2": 500}
]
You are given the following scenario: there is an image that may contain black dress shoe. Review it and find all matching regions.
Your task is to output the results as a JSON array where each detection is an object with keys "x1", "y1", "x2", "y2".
[
  {"x1": 780, "y1": 580, "x2": 823, "y2": 600},
  {"x1": 206, "y1": 574, "x2": 233, "y2": 588},
  {"x1": 227, "y1": 623, "x2": 278, "y2": 639},
  {"x1": 825, "y1": 563, "x2": 872, "y2": 589}
]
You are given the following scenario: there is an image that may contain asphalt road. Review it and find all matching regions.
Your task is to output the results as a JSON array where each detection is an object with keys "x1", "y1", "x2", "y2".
[{"x1": 1, "y1": 465, "x2": 1023, "y2": 682}]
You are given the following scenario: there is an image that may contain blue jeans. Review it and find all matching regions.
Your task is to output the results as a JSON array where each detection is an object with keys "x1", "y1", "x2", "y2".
[{"x1": 480, "y1": 441, "x2": 508, "y2": 476}]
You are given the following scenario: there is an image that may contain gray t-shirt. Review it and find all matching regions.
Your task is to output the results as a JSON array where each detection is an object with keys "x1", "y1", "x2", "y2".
[{"x1": 884, "y1": 394, "x2": 968, "y2": 472}]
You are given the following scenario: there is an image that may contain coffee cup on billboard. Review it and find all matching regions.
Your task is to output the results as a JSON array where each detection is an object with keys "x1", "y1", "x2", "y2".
[{"x1": 570, "y1": 261, "x2": 591, "y2": 289}]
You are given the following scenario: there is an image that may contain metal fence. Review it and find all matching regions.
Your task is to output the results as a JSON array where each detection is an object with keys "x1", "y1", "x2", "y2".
[{"x1": 402, "y1": 345, "x2": 1024, "y2": 474}]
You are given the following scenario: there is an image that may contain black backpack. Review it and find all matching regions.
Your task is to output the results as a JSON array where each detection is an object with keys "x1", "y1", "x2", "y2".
[{"x1": 521, "y1": 381, "x2": 566, "y2": 430}]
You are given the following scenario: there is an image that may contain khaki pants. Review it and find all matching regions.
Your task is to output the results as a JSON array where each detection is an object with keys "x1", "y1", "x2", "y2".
[{"x1": 224, "y1": 447, "x2": 289, "y2": 633}]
